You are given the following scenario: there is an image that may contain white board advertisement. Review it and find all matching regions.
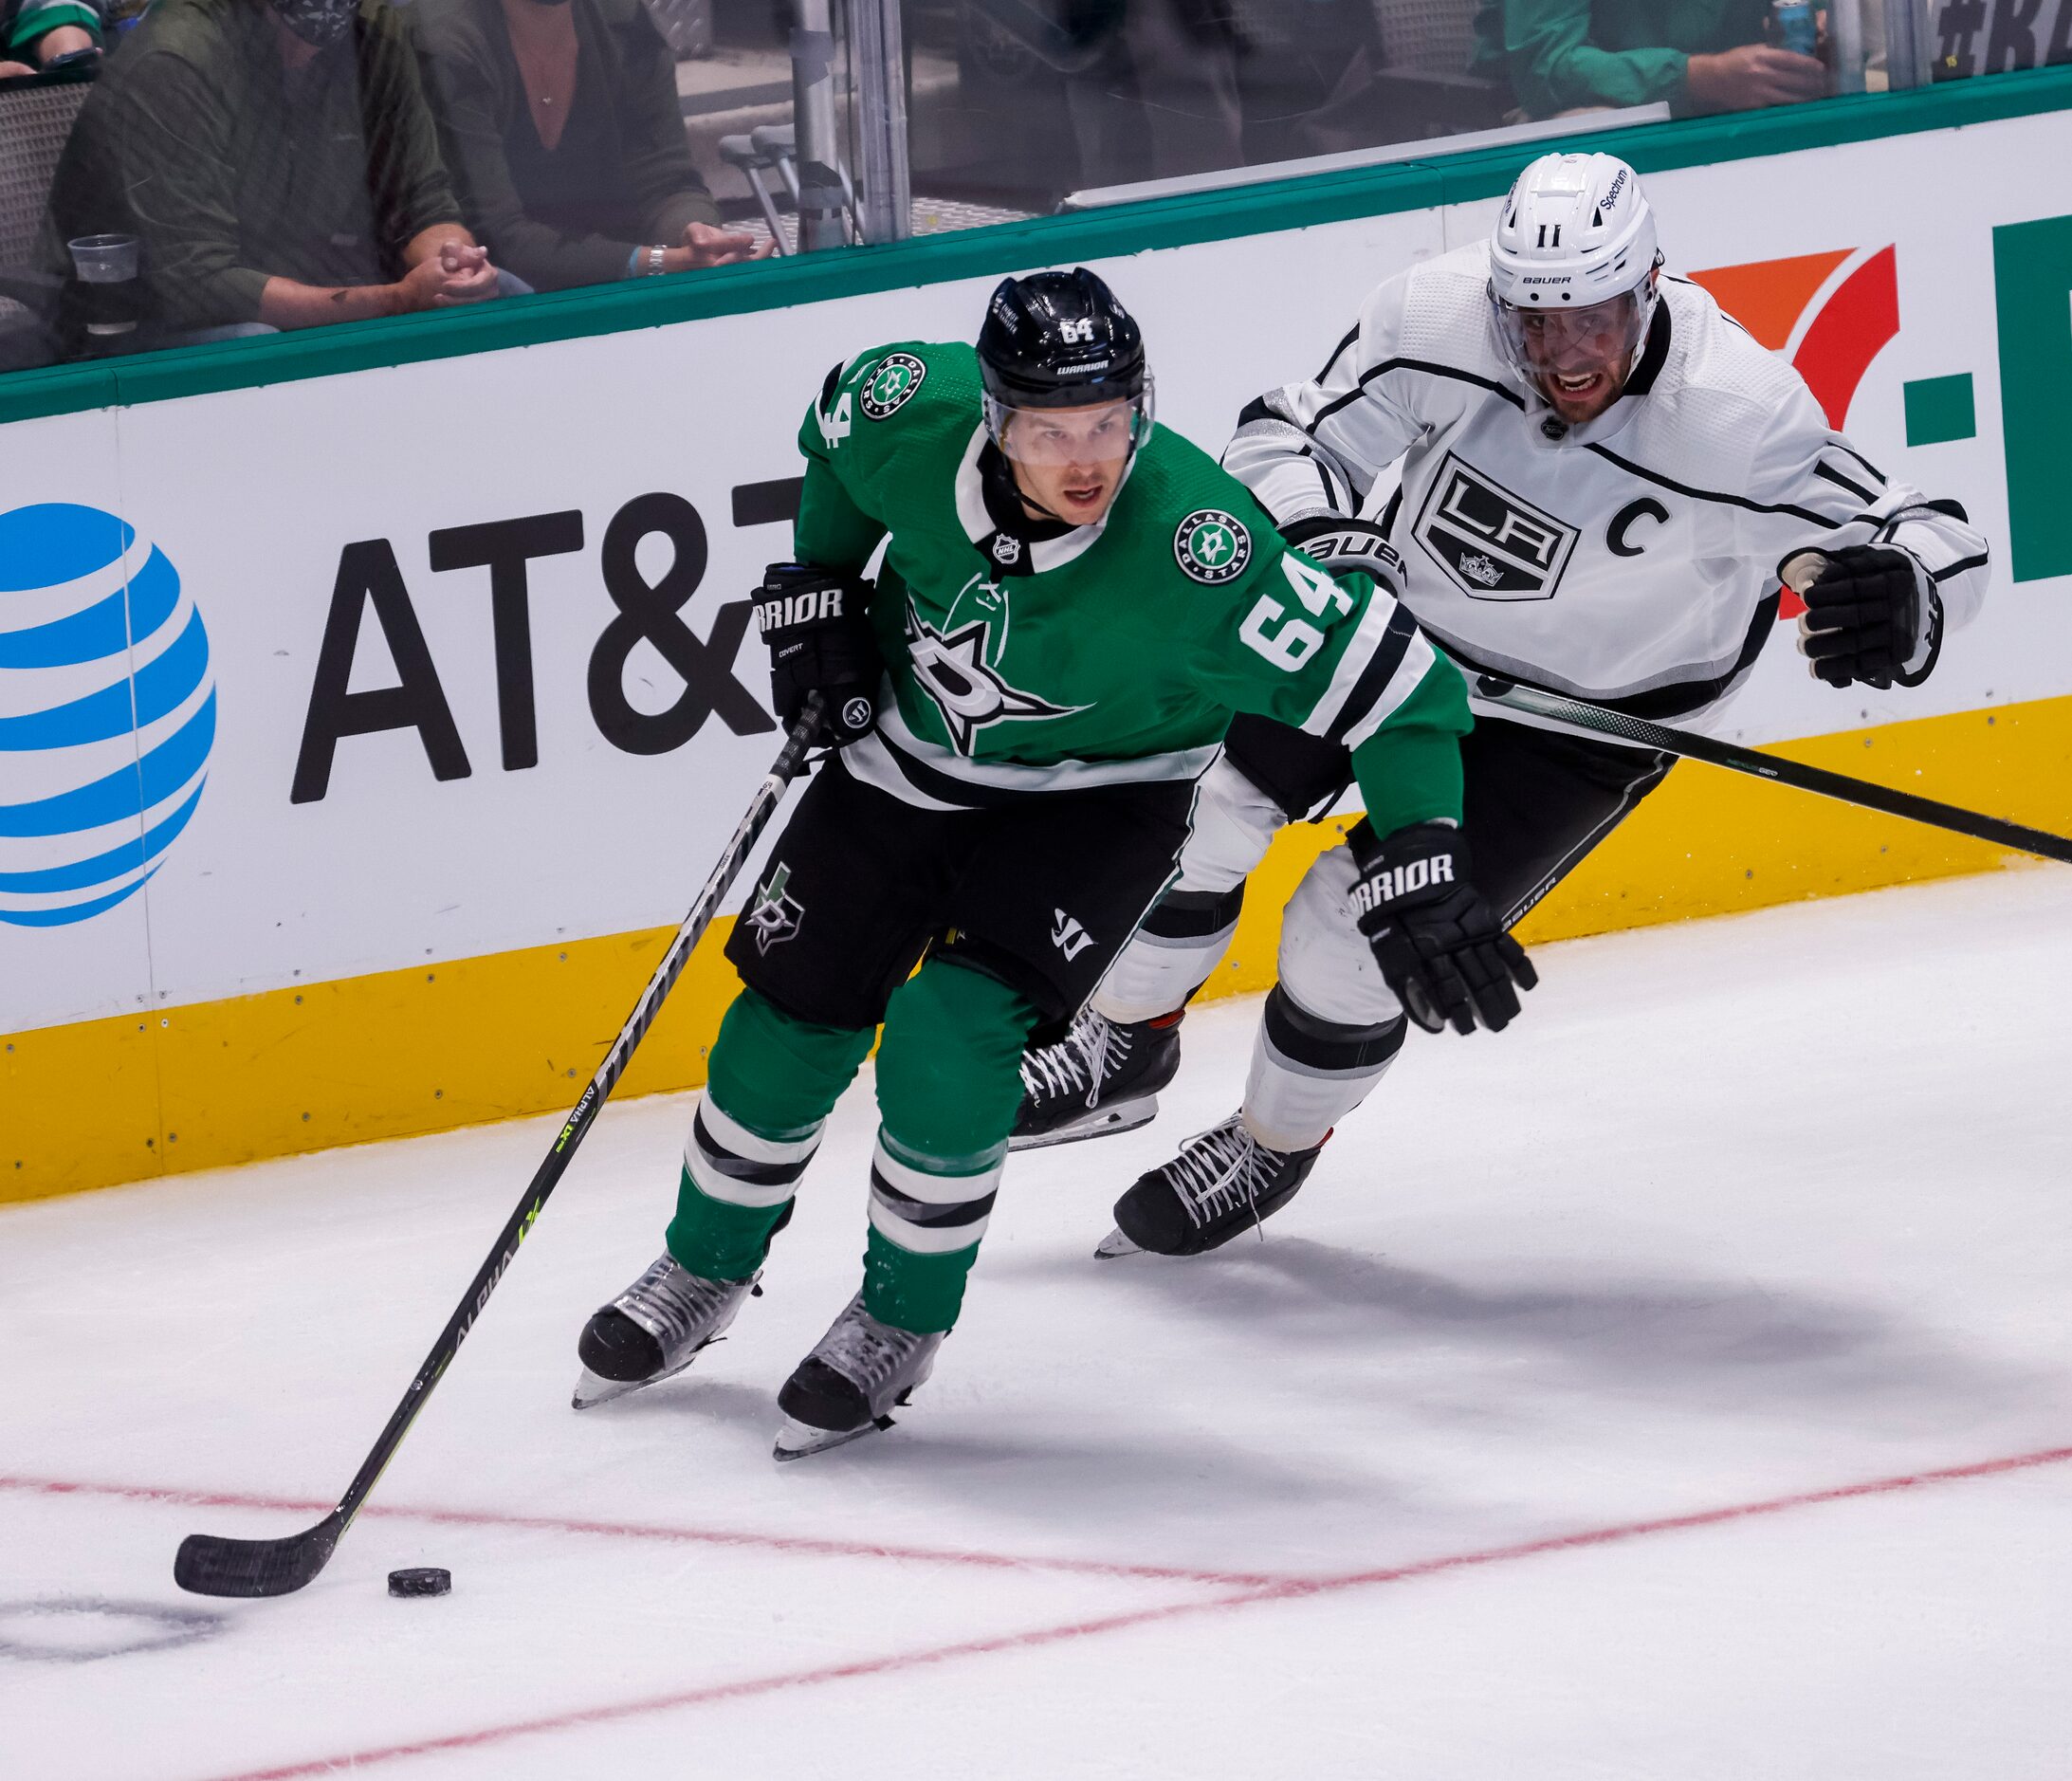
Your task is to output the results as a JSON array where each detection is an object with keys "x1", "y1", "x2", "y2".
[{"x1": 5, "y1": 108, "x2": 2071, "y2": 1042}]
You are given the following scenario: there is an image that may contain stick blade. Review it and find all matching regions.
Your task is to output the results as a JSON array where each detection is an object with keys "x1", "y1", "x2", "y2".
[{"x1": 174, "y1": 1510, "x2": 345, "y2": 1597}]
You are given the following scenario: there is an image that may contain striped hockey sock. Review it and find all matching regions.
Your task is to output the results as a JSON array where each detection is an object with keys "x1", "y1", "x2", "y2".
[
  {"x1": 666, "y1": 1097, "x2": 824, "y2": 1283},
  {"x1": 861, "y1": 1128, "x2": 1005, "y2": 1334}
]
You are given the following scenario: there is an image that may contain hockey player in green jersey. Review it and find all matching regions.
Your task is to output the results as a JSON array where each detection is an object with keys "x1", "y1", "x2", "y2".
[{"x1": 572, "y1": 266, "x2": 1533, "y2": 1459}]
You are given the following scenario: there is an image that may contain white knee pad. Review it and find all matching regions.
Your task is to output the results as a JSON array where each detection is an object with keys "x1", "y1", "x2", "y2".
[
  {"x1": 1274, "y1": 844, "x2": 1403, "y2": 1029},
  {"x1": 1242, "y1": 846, "x2": 1408, "y2": 1150},
  {"x1": 1092, "y1": 756, "x2": 1286, "y2": 1023},
  {"x1": 1175, "y1": 754, "x2": 1286, "y2": 893}
]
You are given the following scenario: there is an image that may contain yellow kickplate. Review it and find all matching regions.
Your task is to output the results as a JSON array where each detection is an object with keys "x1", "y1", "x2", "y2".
[{"x1": 5, "y1": 695, "x2": 2067, "y2": 1203}]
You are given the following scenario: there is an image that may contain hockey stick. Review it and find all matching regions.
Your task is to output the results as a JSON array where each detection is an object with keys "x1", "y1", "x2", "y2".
[
  {"x1": 1476, "y1": 678, "x2": 2072, "y2": 866},
  {"x1": 174, "y1": 694, "x2": 825, "y2": 1598}
]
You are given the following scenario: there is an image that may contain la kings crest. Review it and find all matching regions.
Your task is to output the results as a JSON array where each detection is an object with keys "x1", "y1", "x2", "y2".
[
  {"x1": 905, "y1": 577, "x2": 1086, "y2": 754},
  {"x1": 1413, "y1": 452, "x2": 1579, "y2": 601}
]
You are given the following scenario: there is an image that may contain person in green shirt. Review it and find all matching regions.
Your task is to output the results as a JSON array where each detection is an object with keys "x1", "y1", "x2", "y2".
[
  {"x1": 569, "y1": 267, "x2": 1532, "y2": 1462},
  {"x1": 1473, "y1": 0, "x2": 1828, "y2": 118},
  {"x1": 48, "y1": 0, "x2": 508, "y2": 338},
  {"x1": 1, "y1": 0, "x2": 101, "y2": 78}
]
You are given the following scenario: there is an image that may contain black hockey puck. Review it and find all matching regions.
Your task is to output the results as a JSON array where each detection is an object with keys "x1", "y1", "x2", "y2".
[{"x1": 387, "y1": 1567, "x2": 451, "y2": 1598}]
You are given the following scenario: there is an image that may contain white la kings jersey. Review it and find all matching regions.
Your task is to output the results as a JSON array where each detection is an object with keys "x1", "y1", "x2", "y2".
[{"x1": 1224, "y1": 242, "x2": 1991, "y2": 724}]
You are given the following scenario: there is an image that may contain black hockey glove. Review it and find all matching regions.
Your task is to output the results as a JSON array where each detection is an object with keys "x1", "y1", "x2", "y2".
[
  {"x1": 756, "y1": 562, "x2": 881, "y2": 745},
  {"x1": 1280, "y1": 515, "x2": 1407, "y2": 597},
  {"x1": 1796, "y1": 545, "x2": 1940, "y2": 690},
  {"x1": 1348, "y1": 822, "x2": 1536, "y2": 1036}
]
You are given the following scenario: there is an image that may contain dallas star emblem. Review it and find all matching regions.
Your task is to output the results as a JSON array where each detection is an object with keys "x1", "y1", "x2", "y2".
[{"x1": 905, "y1": 602, "x2": 1085, "y2": 754}]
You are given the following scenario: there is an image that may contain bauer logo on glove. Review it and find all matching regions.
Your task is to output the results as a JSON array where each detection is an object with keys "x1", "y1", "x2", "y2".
[{"x1": 1278, "y1": 515, "x2": 1406, "y2": 596}]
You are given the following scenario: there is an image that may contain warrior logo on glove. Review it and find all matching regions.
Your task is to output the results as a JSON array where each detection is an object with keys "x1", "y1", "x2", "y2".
[
  {"x1": 1348, "y1": 822, "x2": 1536, "y2": 1036},
  {"x1": 1348, "y1": 851, "x2": 1456, "y2": 912},
  {"x1": 757, "y1": 562, "x2": 881, "y2": 746}
]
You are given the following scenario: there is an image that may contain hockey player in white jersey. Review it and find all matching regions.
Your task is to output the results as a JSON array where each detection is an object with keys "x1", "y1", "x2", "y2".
[{"x1": 1011, "y1": 150, "x2": 1991, "y2": 1257}]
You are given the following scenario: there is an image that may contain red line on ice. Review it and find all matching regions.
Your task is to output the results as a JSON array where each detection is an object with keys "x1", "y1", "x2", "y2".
[
  {"x1": 181, "y1": 1440, "x2": 2072, "y2": 1781},
  {"x1": 0, "y1": 1473, "x2": 1281, "y2": 1589}
]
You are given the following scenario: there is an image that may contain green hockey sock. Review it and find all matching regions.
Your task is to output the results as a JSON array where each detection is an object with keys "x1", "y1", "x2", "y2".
[
  {"x1": 666, "y1": 988, "x2": 873, "y2": 1282},
  {"x1": 859, "y1": 959, "x2": 1037, "y2": 1333}
]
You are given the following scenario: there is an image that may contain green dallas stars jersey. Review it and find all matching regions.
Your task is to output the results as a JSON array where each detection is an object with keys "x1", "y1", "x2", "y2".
[{"x1": 794, "y1": 340, "x2": 1469, "y2": 835}]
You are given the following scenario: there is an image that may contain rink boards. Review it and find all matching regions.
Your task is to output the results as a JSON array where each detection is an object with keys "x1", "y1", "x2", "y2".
[{"x1": 5, "y1": 72, "x2": 2072, "y2": 1201}]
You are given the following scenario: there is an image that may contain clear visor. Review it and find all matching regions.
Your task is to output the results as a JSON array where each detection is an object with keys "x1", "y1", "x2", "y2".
[
  {"x1": 985, "y1": 390, "x2": 1154, "y2": 467},
  {"x1": 1491, "y1": 286, "x2": 1647, "y2": 387}
]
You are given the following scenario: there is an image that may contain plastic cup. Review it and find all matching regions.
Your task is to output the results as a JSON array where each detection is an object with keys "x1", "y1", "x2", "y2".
[{"x1": 67, "y1": 233, "x2": 139, "y2": 285}]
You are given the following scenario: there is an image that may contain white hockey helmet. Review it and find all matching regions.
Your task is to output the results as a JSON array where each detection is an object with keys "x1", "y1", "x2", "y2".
[{"x1": 1488, "y1": 153, "x2": 1662, "y2": 395}]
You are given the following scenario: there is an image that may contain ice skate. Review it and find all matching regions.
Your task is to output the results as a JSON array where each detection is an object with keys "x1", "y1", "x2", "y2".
[
  {"x1": 572, "y1": 1254, "x2": 760, "y2": 1408},
  {"x1": 1009, "y1": 1007, "x2": 1183, "y2": 1151},
  {"x1": 773, "y1": 1293, "x2": 945, "y2": 1460},
  {"x1": 1096, "y1": 1113, "x2": 1327, "y2": 1258}
]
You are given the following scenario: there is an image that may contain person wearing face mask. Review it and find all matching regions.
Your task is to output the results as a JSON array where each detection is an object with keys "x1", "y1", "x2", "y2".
[
  {"x1": 46, "y1": 0, "x2": 507, "y2": 340},
  {"x1": 1009, "y1": 153, "x2": 1992, "y2": 1262},
  {"x1": 410, "y1": 0, "x2": 766, "y2": 293}
]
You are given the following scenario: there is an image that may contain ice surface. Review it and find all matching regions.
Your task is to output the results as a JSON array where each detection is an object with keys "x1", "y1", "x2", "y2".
[{"x1": 4, "y1": 867, "x2": 2070, "y2": 1779}]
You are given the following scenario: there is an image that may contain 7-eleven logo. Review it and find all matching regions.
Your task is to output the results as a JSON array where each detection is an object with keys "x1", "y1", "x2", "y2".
[{"x1": 1686, "y1": 248, "x2": 1900, "y2": 618}]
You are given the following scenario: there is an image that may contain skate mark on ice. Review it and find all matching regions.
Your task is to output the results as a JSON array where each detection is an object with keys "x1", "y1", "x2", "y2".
[
  {"x1": 181, "y1": 1439, "x2": 2072, "y2": 1781},
  {"x1": 0, "y1": 1474, "x2": 1285, "y2": 1589}
]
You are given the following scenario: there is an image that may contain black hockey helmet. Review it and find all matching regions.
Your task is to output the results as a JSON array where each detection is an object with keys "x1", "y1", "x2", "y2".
[{"x1": 977, "y1": 267, "x2": 1149, "y2": 411}]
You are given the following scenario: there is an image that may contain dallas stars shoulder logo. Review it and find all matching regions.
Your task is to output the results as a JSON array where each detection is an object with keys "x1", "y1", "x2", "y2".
[
  {"x1": 1173, "y1": 509, "x2": 1252, "y2": 584},
  {"x1": 744, "y1": 862, "x2": 804, "y2": 953},
  {"x1": 904, "y1": 597, "x2": 1085, "y2": 755},
  {"x1": 860, "y1": 353, "x2": 927, "y2": 420}
]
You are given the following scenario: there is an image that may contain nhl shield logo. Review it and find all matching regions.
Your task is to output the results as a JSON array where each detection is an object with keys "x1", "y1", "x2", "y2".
[
  {"x1": 1413, "y1": 453, "x2": 1578, "y2": 601},
  {"x1": 860, "y1": 353, "x2": 926, "y2": 420},
  {"x1": 1173, "y1": 509, "x2": 1252, "y2": 584}
]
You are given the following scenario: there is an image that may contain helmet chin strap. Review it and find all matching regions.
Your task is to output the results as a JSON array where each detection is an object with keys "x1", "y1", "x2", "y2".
[
  {"x1": 1012, "y1": 470, "x2": 1071, "y2": 526},
  {"x1": 1006, "y1": 441, "x2": 1143, "y2": 526}
]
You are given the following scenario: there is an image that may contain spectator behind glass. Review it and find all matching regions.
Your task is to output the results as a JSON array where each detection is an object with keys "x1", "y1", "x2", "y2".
[
  {"x1": 46, "y1": 0, "x2": 507, "y2": 340},
  {"x1": 2, "y1": 0, "x2": 102, "y2": 75},
  {"x1": 1474, "y1": 0, "x2": 1829, "y2": 119},
  {"x1": 413, "y1": 0, "x2": 765, "y2": 291}
]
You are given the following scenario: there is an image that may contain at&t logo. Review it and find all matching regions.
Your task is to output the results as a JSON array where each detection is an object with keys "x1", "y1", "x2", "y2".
[{"x1": 0, "y1": 504, "x2": 214, "y2": 927}]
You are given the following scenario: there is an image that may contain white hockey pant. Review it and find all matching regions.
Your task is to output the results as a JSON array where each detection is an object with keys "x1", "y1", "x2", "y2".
[{"x1": 1091, "y1": 757, "x2": 1407, "y2": 1154}]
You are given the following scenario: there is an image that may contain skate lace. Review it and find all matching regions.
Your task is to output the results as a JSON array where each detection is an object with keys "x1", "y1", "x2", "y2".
[
  {"x1": 816, "y1": 1294, "x2": 927, "y2": 1391},
  {"x1": 1019, "y1": 1009, "x2": 1131, "y2": 1109},
  {"x1": 1164, "y1": 1119, "x2": 1282, "y2": 1231},
  {"x1": 618, "y1": 1256, "x2": 735, "y2": 1347}
]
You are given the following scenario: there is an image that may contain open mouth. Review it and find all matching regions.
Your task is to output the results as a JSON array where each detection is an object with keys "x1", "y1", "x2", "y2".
[{"x1": 1550, "y1": 369, "x2": 1605, "y2": 399}]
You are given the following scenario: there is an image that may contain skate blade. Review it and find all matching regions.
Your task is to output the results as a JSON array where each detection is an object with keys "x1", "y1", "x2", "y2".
[
  {"x1": 1007, "y1": 1093, "x2": 1160, "y2": 1154},
  {"x1": 570, "y1": 1345, "x2": 708, "y2": 1411},
  {"x1": 1093, "y1": 1226, "x2": 1144, "y2": 1259},
  {"x1": 772, "y1": 1413, "x2": 894, "y2": 1462},
  {"x1": 572, "y1": 1367, "x2": 646, "y2": 1410}
]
